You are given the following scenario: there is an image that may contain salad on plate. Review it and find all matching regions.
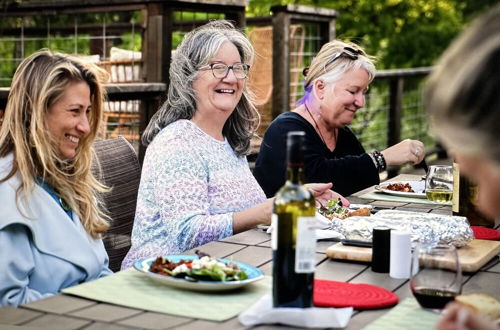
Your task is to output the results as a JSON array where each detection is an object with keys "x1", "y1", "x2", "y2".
[{"x1": 149, "y1": 254, "x2": 248, "y2": 282}]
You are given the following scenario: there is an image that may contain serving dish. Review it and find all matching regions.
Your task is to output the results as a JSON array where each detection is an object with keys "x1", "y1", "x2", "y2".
[
  {"x1": 133, "y1": 255, "x2": 264, "y2": 292},
  {"x1": 374, "y1": 180, "x2": 426, "y2": 198}
]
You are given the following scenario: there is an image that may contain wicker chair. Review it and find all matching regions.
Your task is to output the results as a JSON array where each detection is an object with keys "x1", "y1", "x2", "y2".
[{"x1": 93, "y1": 136, "x2": 141, "y2": 272}]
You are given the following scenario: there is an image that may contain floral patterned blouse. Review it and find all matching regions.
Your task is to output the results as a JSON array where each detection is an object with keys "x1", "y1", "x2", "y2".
[{"x1": 121, "y1": 120, "x2": 266, "y2": 269}]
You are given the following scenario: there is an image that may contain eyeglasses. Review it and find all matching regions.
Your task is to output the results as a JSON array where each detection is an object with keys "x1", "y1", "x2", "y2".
[
  {"x1": 199, "y1": 63, "x2": 250, "y2": 79},
  {"x1": 303, "y1": 46, "x2": 364, "y2": 77}
]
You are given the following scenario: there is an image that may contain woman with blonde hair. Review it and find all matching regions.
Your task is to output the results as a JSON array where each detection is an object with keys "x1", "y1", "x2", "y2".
[
  {"x1": 254, "y1": 40, "x2": 426, "y2": 197},
  {"x1": 0, "y1": 49, "x2": 112, "y2": 306}
]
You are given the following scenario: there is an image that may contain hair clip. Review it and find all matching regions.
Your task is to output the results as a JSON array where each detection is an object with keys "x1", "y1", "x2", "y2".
[{"x1": 302, "y1": 67, "x2": 309, "y2": 77}]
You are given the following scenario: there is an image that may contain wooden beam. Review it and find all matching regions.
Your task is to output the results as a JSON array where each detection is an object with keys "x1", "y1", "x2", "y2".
[
  {"x1": 271, "y1": 10, "x2": 291, "y2": 117},
  {"x1": 0, "y1": 24, "x2": 144, "y2": 37}
]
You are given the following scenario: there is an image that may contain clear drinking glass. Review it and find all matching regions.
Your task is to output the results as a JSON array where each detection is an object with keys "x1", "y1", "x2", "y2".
[
  {"x1": 426, "y1": 165, "x2": 453, "y2": 203},
  {"x1": 410, "y1": 244, "x2": 462, "y2": 312}
]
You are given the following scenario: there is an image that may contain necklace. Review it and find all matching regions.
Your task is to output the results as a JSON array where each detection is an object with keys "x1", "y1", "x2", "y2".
[{"x1": 304, "y1": 103, "x2": 328, "y2": 146}]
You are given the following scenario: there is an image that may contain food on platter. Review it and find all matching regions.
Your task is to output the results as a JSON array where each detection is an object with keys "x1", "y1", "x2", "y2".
[
  {"x1": 149, "y1": 255, "x2": 248, "y2": 282},
  {"x1": 385, "y1": 182, "x2": 414, "y2": 192},
  {"x1": 319, "y1": 198, "x2": 349, "y2": 219},
  {"x1": 347, "y1": 208, "x2": 372, "y2": 217},
  {"x1": 374, "y1": 181, "x2": 427, "y2": 198},
  {"x1": 455, "y1": 293, "x2": 500, "y2": 320},
  {"x1": 319, "y1": 198, "x2": 371, "y2": 220},
  {"x1": 326, "y1": 210, "x2": 473, "y2": 247}
]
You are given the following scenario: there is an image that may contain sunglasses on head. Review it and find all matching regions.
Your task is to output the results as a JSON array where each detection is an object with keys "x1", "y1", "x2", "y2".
[{"x1": 303, "y1": 46, "x2": 364, "y2": 77}]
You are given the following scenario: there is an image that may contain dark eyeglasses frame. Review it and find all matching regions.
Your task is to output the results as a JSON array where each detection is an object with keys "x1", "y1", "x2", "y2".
[
  {"x1": 303, "y1": 46, "x2": 363, "y2": 77},
  {"x1": 199, "y1": 63, "x2": 250, "y2": 79}
]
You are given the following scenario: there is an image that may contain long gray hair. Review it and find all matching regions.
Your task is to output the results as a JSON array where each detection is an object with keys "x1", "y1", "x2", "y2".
[{"x1": 142, "y1": 20, "x2": 259, "y2": 156}]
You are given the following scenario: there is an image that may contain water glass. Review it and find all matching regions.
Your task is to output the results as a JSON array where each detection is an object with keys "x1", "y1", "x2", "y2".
[{"x1": 426, "y1": 165, "x2": 453, "y2": 203}]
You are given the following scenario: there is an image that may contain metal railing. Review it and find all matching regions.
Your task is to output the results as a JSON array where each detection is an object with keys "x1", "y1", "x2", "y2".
[{"x1": 0, "y1": 3, "x2": 440, "y2": 173}]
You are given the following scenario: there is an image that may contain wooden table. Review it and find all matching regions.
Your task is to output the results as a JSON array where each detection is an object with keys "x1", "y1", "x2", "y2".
[{"x1": 1, "y1": 174, "x2": 499, "y2": 330}]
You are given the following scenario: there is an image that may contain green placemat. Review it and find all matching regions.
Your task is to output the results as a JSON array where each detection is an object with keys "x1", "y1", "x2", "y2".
[
  {"x1": 62, "y1": 268, "x2": 271, "y2": 322},
  {"x1": 360, "y1": 191, "x2": 451, "y2": 206},
  {"x1": 362, "y1": 297, "x2": 440, "y2": 330}
]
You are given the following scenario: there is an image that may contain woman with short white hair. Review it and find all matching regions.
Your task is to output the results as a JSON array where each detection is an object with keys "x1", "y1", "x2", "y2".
[{"x1": 254, "y1": 40, "x2": 426, "y2": 197}]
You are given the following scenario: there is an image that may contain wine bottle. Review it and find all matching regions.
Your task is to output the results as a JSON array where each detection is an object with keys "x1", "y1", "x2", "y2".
[
  {"x1": 452, "y1": 162, "x2": 493, "y2": 227},
  {"x1": 272, "y1": 131, "x2": 316, "y2": 308}
]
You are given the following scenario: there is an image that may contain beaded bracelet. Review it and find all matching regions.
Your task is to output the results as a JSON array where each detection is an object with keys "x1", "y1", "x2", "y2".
[
  {"x1": 368, "y1": 152, "x2": 378, "y2": 169},
  {"x1": 370, "y1": 150, "x2": 387, "y2": 172}
]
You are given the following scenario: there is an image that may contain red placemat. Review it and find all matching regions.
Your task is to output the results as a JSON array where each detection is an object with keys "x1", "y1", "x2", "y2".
[
  {"x1": 314, "y1": 279, "x2": 398, "y2": 310},
  {"x1": 471, "y1": 226, "x2": 500, "y2": 240}
]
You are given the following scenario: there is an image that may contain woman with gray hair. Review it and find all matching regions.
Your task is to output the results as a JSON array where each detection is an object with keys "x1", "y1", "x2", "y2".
[
  {"x1": 254, "y1": 40, "x2": 426, "y2": 197},
  {"x1": 121, "y1": 20, "x2": 343, "y2": 269}
]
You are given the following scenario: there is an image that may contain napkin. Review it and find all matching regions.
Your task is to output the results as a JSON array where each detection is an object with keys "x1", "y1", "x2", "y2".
[
  {"x1": 266, "y1": 212, "x2": 345, "y2": 241},
  {"x1": 239, "y1": 294, "x2": 353, "y2": 328}
]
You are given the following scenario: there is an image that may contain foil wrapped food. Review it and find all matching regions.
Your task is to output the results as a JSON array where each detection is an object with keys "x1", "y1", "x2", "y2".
[{"x1": 327, "y1": 210, "x2": 474, "y2": 247}]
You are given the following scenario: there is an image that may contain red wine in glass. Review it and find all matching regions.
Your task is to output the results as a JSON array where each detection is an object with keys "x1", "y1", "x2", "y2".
[
  {"x1": 410, "y1": 244, "x2": 462, "y2": 311},
  {"x1": 411, "y1": 287, "x2": 457, "y2": 310}
]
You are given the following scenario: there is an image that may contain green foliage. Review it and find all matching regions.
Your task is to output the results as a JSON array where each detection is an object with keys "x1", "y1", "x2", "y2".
[{"x1": 248, "y1": 0, "x2": 497, "y2": 69}]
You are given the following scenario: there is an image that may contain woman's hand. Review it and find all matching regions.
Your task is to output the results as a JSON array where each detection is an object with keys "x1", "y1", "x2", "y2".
[
  {"x1": 306, "y1": 183, "x2": 350, "y2": 208},
  {"x1": 381, "y1": 139, "x2": 425, "y2": 166},
  {"x1": 437, "y1": 303, "x2": 499, "y2": 330},
  {"x1": 233, "y1": 198, "x2": 274, "y2": 233}
]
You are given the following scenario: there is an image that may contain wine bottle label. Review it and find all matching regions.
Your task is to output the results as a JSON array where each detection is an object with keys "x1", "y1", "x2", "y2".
[
  {"x1": 295, "y1": 216, "x2": 316, "y2": 273},
  {"x1": 452, "y1": 162, "x2": 460, "y2": 213},
  {"x1": 271, "y1": 214, "x2": 278, "y2": 250}
]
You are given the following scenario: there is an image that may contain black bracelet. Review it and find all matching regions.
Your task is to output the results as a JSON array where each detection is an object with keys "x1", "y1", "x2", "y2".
[{"x1": 371, "y1": 150, "x2": 387, "y2": 172}]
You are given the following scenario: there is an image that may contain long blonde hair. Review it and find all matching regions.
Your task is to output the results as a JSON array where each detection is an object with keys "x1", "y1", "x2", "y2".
[{"x1": 0, "y1": 49, "x2": 109, "y2": 238}]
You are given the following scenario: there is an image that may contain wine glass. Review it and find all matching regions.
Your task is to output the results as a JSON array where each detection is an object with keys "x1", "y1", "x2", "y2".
[
  {"x1": 410, "y1": 243, "x2": 462, "y2": 312},
  {"x1": 426, "y1": 165, "x2": 453, "y2": 203}
]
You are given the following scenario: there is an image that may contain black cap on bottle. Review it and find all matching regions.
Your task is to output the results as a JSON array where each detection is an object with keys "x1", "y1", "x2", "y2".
[{"x1": 287, "y1": 131, "x2": 305, "y2": 165}]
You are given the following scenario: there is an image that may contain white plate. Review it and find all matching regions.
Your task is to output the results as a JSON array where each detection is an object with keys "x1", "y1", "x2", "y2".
[
  {"x1": 133, "y1": 255, "x2": 264, "y2": 292},
  {"x1": 374, "y1": 180, "x2": 426, "y2": 198}
]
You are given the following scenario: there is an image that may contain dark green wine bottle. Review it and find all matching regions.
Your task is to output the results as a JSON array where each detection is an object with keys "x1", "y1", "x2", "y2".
[
  {"x1": 272, "y1": 131, "x2": 316, "y2": 308},
  {"x1": 452, "y1": 162, "x2": 494, "y2": 227}
]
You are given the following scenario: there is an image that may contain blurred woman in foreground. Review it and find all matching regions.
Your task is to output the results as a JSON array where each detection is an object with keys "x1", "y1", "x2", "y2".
[{"x1": 425, "y1": 5, "x2": 500, "y2": 330}]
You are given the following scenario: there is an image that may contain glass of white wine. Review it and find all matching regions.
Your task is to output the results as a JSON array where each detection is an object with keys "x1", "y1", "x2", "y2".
[{"x1": 426, "y1": 165, "x2": 453, "y2": 203}]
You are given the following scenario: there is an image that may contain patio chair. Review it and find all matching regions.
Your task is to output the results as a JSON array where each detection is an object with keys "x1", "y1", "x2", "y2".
[{"x1": 93, "y1": 136, "x2": 141, "y2": 272}]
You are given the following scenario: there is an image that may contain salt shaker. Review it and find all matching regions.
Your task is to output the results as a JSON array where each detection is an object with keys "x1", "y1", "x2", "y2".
[{"x1": 389, "y1": 231, "x2": 412, "y2": 279}]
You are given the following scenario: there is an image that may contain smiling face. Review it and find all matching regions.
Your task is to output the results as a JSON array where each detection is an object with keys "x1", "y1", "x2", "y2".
[
  {"x1": 316, "y1": 67, "x2": 370, "y2": 128},
  {"x1": 45, "y1": 80, "x2": 91, "y2": 160},
  {"x1": 192, "y1": 41, "x2": 245, "y2": 124}
]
